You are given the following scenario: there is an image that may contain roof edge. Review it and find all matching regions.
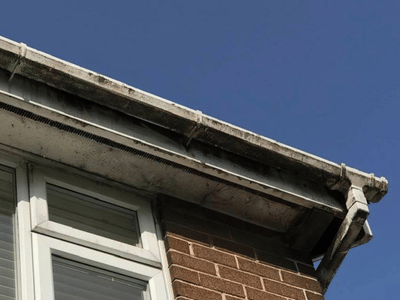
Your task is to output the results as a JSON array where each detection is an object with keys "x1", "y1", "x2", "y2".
[{"x1": 0, "y1": 36, "x2": 388, "y2": 202}]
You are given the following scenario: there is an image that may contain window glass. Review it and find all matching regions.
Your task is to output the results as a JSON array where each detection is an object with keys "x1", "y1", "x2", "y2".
[
  {"x1": 52, "y1": 256, "x2": 148, "y2": 300},
  {"x1": 0, "y1": 168, "x2": 16, "y2": 299},
  {"x1": 47, "y1": 184, "x2": 140, "y2": 247}
]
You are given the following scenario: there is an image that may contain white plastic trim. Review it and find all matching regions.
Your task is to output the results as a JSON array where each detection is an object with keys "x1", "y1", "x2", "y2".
[
  {"x1": 32, "y1": 233, "x2": 168, "y2": 300},
  {"x1": 0, "y1": 154, "x2": 35, "y2": 300},
  {"x1": 29, "y1": 164, "x2": 162, "y2": 267}
]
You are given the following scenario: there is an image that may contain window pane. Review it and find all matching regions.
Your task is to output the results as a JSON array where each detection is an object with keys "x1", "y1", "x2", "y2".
[
  {"x1": 47, "y1": 184, "x2": 140, "y2": 246},
  {"x1": 0, "y1": 168, "x2": 16, "y2": 299},
  {"x1": 52, "y1": 257, "x2": 147, "y2": 300}
]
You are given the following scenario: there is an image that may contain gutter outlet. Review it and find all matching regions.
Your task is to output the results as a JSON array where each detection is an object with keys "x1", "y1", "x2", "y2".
[{"x1": 316, "y1": 184, "x2": 370, "y2": 293}]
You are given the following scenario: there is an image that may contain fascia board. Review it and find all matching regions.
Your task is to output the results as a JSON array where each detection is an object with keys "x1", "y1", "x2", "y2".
[{"x1": 0, "y1": 36, "x2": 388, "y2": 203}]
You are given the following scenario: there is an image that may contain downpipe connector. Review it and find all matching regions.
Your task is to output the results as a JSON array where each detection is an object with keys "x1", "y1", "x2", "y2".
[{"x1": 316, "y1": 185, "x2": 370, "y2": 293}]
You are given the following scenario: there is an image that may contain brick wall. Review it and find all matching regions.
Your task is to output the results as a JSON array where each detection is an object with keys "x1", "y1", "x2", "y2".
[{"x1": 157, "y1": 195, "x2": 325, "y2": 300}]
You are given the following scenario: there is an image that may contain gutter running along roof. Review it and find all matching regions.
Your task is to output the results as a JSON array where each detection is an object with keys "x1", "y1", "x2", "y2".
[
  {"x1": 0, "y1": 35, "x2": 389, "y2": 293},
  {"x1": 0, "y1": 36, "x2": 388, "y2": 203}
]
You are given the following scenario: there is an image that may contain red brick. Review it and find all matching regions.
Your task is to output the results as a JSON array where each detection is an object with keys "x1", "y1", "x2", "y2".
[
  {"x1": 291, "y1": 254, "x2": 314, "y2": 267},
  {"x1": 165, "y1": 235, "x2": 190, "y2": 254},
  {"x1": 199, "y1": 273, "x2": 245, "y2": 298},
  {"x1": 204, "y1": 209, "x2": 246, "y2": 230},
  {"x1": 192, "y1": 244, "x2": 237, "y2": 268},
  {"x1": 245, "y1": 222, "x2": 281, "y2": 237},
  {"x1": 237, "y1": 257, "x2": 280, "y2": 281},
  {"x1": 225, "y1": 295, "x2": 246, "y2": 300},
  {"x1": 169, "y1": 265, "x2": 200, "y2": 284},
  {"x1": 263, "y1": 278, "x2": 306, "y2": 300},
  {"x1": 158, "y1": 195, "x2": 205, "y2": 218},
  {"x1": 281, "y1": 271, "x2": 322, "y2": 293},
  {"x1": 164, "y1": 221, "x2": 211, "y2": 245},
  {"x1": 207, "y1": 220, "x2": 232, "y2": 239},
  {"x1": 173, "y1": 280, "x2": 222, "y2": 300},
  {"x1": 218, "y1": 265, "x2": 262, "y2": 289},
  {"x1": 297, "y1": 263, "x2": 317, "y2": 277},
  {"x1": 162, "y1": 207, "x2": 231, "y2": 239},
  {"x1": 167, "y1": 250, "x2": 216, "y2": 275},
  {"x1": 230, "y1": 229, "x2": 285, "y2": 255},
  {"x1": 256, "y1": 250, "x2": 297, "y2": 272},
  {"x1": 214, "y1": 237, "x2": 255, "y2": 258},
  {"x1": 305, "y1": 291, "x2": 325, "y2": 300},
  {"x1": 246, "y1": 287, "x2": 287, "y2": 300}
]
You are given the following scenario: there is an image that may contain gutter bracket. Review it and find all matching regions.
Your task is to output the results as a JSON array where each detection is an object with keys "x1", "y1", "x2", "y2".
[
  {"x1": 9, "y1": 43, "x2": 27, "y2": 82},
  {"x1": 185, "y1": 110, "x2": 203, "y2": 147},
  {"x1": 316, "y1": 181, "x2": 370, "y2": 294},
  {"x1": 328, "y1": 163, "x2": 349, "y2": 192}
]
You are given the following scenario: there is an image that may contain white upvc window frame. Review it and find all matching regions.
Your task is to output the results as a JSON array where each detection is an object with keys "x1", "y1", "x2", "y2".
[
  {"x1": 0, "y1": 151, "x2": 171, "y2": 300},
  {"x1": 32, "y1": 233, "x2": 167, "y2": 300},
  {"x1": 0, "y1": 156, "x2": 35, "y2": 300},
  {"x1": 29, "y1": 164, "x2": 161, "y2": 268}
]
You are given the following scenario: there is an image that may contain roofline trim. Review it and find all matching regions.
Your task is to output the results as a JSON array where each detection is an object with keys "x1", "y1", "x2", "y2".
[{"x1": 0, "y1": 36, "x2": 388, "y2": 202}]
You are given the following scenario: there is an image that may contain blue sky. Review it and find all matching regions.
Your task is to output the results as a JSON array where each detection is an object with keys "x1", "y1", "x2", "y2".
[{"x1": 1, "y1": 1, "x2": 399, "y2": 298}]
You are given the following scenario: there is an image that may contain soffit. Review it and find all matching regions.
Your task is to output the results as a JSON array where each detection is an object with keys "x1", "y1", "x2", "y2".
[{"x1": 0, "y1": 36, "x2": 388, "y2": 204}]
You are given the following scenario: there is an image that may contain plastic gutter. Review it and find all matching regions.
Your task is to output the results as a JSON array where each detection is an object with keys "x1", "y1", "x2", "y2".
[
  {"x1": 0, "y1": 36, "x2": 388, "y2": 204},
  {"x1": 0, "y1": 36, "x2": 390, "y2": 294}
]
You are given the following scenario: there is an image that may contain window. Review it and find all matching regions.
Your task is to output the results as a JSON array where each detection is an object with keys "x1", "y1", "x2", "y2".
[
  {"x1": 46, "y1": 184, "x2": 141, "y2": 247},
  {"x1": 52, "y1": 256, "x2": 149, "y2": 300},
  {"x1": 0, "y1": 156, "x2": 170, "y2": 300},
  {"x1": 32, "y1": 234, "x2": 163, "y2": 299},
  {"x1": 0, "y1": 166, "x2": 16, "y2": 299}
]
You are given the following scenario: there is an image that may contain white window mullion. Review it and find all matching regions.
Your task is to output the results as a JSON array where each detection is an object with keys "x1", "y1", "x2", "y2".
[
  {"x1": 28, "y1": 164, "x2": 48, "y2": 229},
  {"x1": 136, "y1": 203, "x2": 161, "y2": 261},
  {"x1": 15, "y1": 163, "x2": 35, "y2": 300},
  {"x1": 32, "y1": 233, "x2": 54, "y2": 300}
]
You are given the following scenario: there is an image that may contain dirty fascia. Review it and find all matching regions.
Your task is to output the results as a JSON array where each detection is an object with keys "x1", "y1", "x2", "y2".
[
  {"x1": 0, "y1": 36, "x2": 390, "y2": 294},
  {"x1": 0, "y1": 36, "x2": 388, "y2": 204}
]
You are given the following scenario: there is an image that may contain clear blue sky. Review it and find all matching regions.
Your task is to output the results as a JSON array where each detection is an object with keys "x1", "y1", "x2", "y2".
[{"x1": 1, "y1": 1, "x2": 398, "y2": 298}]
